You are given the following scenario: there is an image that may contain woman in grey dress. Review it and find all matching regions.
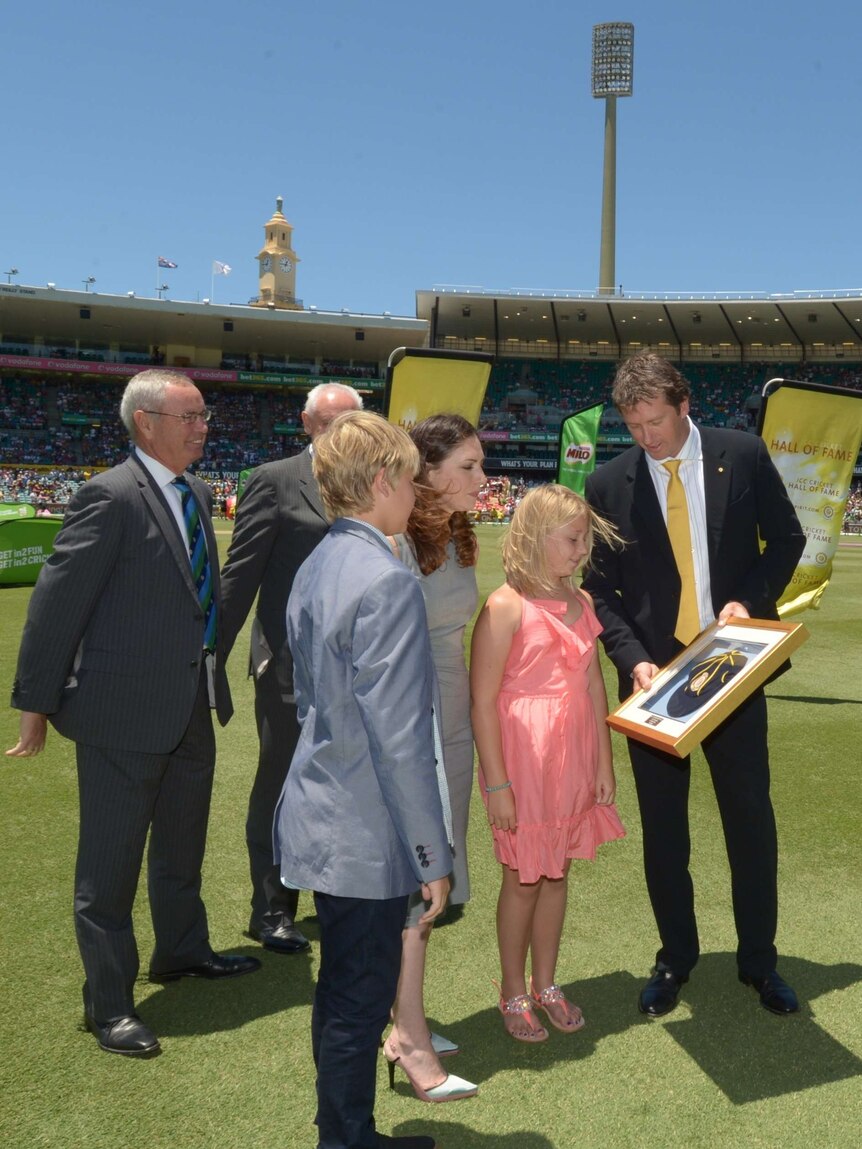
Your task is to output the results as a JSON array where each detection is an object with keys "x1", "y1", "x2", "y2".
[{"x1": 383, "y1": 414, "x2": 485, "y2": 1102}]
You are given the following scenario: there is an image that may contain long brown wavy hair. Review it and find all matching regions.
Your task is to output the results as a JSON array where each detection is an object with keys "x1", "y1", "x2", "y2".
[{"x1": 406, "y1": 414, "x2": 480, "y2": 575}]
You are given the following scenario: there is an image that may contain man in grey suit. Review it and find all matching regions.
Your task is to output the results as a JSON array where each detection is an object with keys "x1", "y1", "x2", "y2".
[
  {"x1": 7, "y1": 369, "x2": 260, "y2": 1058},
  {"x1": 221, "y1": 381, "x2": 363, "y2": 954},
  {"x1": 276, "y1": 410, "x2": 450, "y2": 1149}
]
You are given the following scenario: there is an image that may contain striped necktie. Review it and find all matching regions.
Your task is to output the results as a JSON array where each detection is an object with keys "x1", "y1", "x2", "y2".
[
  {"x1": 662, "y1": 459, "x2": 700, "y2": 645},
  {"x1": 172, "y1": 477, "x2": 216, "y2": 651}
]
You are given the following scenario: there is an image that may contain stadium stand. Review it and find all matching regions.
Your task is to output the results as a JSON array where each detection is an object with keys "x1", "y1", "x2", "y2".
[
  {"x1": 1, "y1": 360, "x2": 858, "y2": 475},
  {"x1": 1, "y1": 269, "x2": 859, "y2": 527}
]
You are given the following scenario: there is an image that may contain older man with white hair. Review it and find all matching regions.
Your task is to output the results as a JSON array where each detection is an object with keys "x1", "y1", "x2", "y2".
[
  {"x1": 8, "y1": 369, "x2": 260, "y2": 1057},
  {"x1": 221, "y1": 381, "x2": 364, "y2": 954}
]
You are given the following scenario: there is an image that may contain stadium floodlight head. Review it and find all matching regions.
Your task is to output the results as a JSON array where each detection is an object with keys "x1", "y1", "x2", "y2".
[
  {"x1": 592, "y1": 22, "x2": 634, "y2": 295},
  {"x1": 591, "y1": 23, "x2": 634, "y2": 98}
]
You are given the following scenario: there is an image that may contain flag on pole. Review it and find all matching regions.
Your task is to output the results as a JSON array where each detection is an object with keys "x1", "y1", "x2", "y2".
[
  {"x1": 759, "y1": 378, "x2": 862, "y2": 616},
  {"x1": 557, "y1": 402, "x2": 604, "y2": 495},
  {"x1": 158, "y1": 256, "x2": 178, "y2": 269},
  {"x1": 212, "y1": 260, "x2": 232, "y2": 276}
]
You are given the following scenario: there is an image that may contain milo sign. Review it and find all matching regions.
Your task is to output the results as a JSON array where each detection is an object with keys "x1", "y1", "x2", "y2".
[{"x1": 558, "y1": 405, "x2": 603, "y2": 495}]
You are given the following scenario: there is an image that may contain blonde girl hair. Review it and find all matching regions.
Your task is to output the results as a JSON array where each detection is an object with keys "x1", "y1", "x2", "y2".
[
  {"x1": 502, "y1": 483, "x2": 622, "y2": 597},
  {"x1": 312, "y1": 410, "x2": 420, "y2": 520}
]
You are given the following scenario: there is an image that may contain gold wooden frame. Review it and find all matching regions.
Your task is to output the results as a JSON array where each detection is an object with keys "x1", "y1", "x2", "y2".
[{"x1": 607, "y1": 618, "x2": 809, "y2": 758}]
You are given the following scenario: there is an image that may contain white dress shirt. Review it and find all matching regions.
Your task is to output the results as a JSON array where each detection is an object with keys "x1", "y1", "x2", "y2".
[{"x1": 134, "y1": 447, "x2": 189, "y2": 547}]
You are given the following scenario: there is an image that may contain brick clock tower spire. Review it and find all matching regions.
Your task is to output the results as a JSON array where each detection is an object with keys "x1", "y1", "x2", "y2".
[{"x1": 252, "y1": 196, "x2": 301, "y2": 309}]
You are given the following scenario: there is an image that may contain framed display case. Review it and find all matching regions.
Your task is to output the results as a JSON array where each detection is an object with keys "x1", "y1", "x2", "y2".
[{"x1": 607, "y1": 618, "x2": 809, "y2": 758}]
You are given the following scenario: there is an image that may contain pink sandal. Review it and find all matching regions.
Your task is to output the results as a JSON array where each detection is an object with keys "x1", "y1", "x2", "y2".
[
  {"x1": 530, "y1": 980, "x2": 585, "y2": 1033},
  {"x1": 495, "y1": 982, "x2": 548, "y2": 1043}
]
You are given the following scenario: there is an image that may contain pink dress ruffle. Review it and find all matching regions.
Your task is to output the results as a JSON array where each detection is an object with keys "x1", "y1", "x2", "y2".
[{"x1": 480, "y1": 595, "x2": 625, "y2": 884}]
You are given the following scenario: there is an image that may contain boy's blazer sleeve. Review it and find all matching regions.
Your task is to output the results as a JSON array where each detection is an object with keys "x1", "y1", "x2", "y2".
[{"x1": 351, "y1": 566, "x2": 451, "y2": 885}]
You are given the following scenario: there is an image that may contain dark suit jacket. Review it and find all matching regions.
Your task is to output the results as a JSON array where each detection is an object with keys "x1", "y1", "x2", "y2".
[
  {"x1": 220, "y1": 447, "x2": 329, "y2": 687},
  {"x1": 11, "y1": 453, "x2": 232, "y2": 752},
  {"x1": 584, "y1": 425, "x2": 806, "y2": 699}
]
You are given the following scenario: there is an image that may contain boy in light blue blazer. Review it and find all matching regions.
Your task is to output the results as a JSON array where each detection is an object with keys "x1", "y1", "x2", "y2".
[{"x1": 275, "y1": 411, "x2": 451, "y2": 1149}]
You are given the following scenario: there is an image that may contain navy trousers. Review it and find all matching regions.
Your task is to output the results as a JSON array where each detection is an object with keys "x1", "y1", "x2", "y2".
[
  {"x1": 312, "y1": 891, "x2": 408, "y2": 1149},
  {"x1": 628, "y1": 689, "x2": 779, "y2": 979}
]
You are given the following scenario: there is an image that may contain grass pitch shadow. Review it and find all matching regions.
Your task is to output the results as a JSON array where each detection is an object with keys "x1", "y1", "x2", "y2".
[
  {"x1": 426, "y1": 954, "x2": 862, "y2": 1106},
  {"x1": 139, "y1": 942, "x2": 314, "y2": 1037},
  {"x1": 656, "y1": 952, "x2": 862, "y2": 1103}
]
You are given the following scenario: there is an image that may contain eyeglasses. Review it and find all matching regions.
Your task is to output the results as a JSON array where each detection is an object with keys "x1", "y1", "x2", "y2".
[{"x1": 142, "y1": 408, "x2": 213, "y2": 424}]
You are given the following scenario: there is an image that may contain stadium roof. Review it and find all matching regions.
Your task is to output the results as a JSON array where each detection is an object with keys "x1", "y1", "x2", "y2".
[
  {"x1": 0, "y1": 284, "x2": 428, "y2": 364},
  {"x1": 4, "y1": 281, "x2": 862, "y2": 370},
  {"x1": 416, "y1": 286, "x2": 862, "y2": 362}
]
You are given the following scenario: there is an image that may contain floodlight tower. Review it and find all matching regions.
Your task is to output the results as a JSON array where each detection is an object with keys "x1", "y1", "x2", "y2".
[{"x1": 592, "y1": 22, "x2": 634, "y2": 296}]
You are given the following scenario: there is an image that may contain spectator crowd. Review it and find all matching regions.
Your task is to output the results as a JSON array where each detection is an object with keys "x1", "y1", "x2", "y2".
[{"x1": 2, "y1": 363, "x2": 861, "y2": 529}]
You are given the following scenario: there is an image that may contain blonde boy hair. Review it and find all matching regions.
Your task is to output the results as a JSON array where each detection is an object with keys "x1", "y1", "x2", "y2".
[
  {"x1": 311, "y1": 410, "x2": 420, "y2": 520},
  {"x1": 502, "y1": 483, "x2": 622, "y2": 597}
]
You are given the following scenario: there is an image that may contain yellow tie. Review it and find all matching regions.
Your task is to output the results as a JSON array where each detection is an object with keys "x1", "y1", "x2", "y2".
[{"x1": 662, "y1": 460, "x2": 700, "y2": 645}]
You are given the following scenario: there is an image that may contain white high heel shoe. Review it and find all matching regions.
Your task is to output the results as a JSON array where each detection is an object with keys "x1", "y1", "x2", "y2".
[
  {"x1": 430, "y1": 1031, "x2": 459, "y2": 1057},
  {"x1": 383, "y1": 1040, "x2": 478, "y2": 1102}
]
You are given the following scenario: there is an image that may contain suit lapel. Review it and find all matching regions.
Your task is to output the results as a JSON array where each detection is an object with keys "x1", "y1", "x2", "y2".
[
  {"x1": 700, "y1": 427, "x2": 732, "y2": 569},
  {"x1": 297, "y1": 447, "x2": 328, "y2": 523},
  {"x1": 128, "y1": 454, "x2": 200, "y2": 603}
]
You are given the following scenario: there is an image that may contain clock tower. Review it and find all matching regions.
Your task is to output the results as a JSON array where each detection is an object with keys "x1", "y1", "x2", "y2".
[{"x1": 253, "y1": 196, "x2": 301, "y2": 309}]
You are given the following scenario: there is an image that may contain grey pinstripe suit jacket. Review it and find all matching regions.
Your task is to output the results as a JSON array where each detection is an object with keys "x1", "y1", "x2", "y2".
[{"x1": 11, "y1": 452, "x2": 232, "y2": 752}]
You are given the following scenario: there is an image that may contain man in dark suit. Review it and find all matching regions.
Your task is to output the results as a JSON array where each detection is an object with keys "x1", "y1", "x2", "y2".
[
  {"x1": 584, "y1": 353, "x2": 805, "y2": 1018},
  {"x1": 220, "y1": 382, "x2": 363, "y2": 954},
  {"x1": 7, "y1": 369, "x2": 260, "y2": 1057}
]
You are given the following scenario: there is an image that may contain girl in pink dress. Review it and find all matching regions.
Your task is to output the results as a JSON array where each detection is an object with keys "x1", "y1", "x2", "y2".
[{"x1": 470, "y1": 484, "x2": 625, "y2": 1042}]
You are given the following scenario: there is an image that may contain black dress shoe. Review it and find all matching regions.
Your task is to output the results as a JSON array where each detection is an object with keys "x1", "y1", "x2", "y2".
[
  {"x1": 84, "y1": 1012, "x2": 161, "y2": 1056},
  {"x1": 739, "y1": 970, "x2": 800, "y2": 1015},
  {"x1": 376, "y1": 1135, "x2": 436, "y2": 1149},
  {"x1": 248, "y1": 917, "x2": 310, "y2": 954},
  {"x1": 150, "y1": 952, "x2": 262, "y2": 982},
  {"x1": 638, "y1": 965, "x2": 689, "y2": 1017}
]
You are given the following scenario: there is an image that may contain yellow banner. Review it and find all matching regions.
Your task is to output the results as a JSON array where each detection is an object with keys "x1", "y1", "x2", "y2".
[
  {"x1": 386, "y1": 350, "x2": 491, "y2": 429},
  {"x1": 761, "y1": 382, "x2": 862, "y2": 615}
]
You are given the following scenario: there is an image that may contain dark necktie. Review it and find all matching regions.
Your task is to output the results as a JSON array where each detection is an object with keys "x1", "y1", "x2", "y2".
[{"x1": 172, "y1": 477, "x2": 216, "y2": 651}]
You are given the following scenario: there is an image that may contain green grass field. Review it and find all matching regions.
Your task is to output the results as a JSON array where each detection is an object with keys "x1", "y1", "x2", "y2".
[{"x1": 0, "y1": 529, "x2": 860, "y2": 1149}]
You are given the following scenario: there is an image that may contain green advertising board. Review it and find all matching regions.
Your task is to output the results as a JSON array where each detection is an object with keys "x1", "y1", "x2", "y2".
[
  {"x1": 237, "y1": 468, "x2": 252, "y2": 501},
  {"x1": 0, "y1": 517, "x2": 63, "y2": 585},
  {"x1": 558, "y1": 404, "x2": 604, "y2": 495},
  {"x1": 0, "y1": 502, "x2": 36, "y2": 521}
]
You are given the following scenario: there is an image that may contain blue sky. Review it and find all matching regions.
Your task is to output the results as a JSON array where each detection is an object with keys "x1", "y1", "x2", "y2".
[{"x1": 3, "y1": 1, "x2": 860, "y2": 316}]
